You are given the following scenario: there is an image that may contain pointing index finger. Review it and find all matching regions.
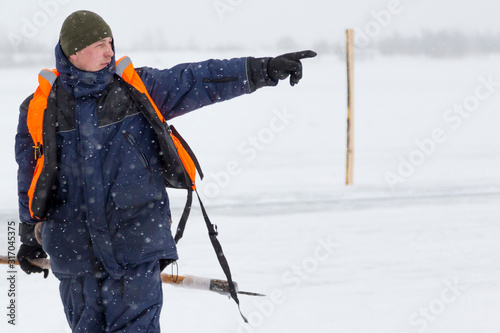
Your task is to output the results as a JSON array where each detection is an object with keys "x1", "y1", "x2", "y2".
[{"x1": 296, "y1": 50, "x2": 317, "y2": 60}]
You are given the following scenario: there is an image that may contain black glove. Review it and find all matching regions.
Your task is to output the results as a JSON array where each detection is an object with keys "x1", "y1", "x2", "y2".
[
  {"x1": 17, "y1": 244, "x2": 49, "y2": 278},
  {"x1": 268, "y1": 50, "x2": 317, "y2": 86},
  {"x1": 247, "y1": 50, "x2": 316, "y2": 91}
]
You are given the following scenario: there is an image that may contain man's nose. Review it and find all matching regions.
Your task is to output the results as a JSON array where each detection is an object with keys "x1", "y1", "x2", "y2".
[{"x1": 105, "y1": 44, "x2": 114, "y2": 58}]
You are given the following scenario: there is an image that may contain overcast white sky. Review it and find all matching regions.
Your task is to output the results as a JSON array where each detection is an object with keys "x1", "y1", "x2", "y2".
[{"x1": 1, "y1": 0, "x2": 498, "y2": 53}]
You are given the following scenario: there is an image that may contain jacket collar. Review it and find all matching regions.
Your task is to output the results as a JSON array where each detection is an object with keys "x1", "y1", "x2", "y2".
[{"x1": 55, "y1": 42, "x2": 116, "y2": 98}]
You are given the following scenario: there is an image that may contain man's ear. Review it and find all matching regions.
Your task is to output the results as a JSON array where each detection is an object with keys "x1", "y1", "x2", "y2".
[{"x1": 69, "y1": 53, "x2": 78, "y2": 61}]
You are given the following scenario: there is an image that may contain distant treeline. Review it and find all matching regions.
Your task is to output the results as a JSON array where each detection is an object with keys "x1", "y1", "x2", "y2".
[
  {"x1": 375, "y1": 31, "x2": 500, "y2": 57},
  {"x1": 314, "y1": 30, "x2": 500, "y2": 59},
  {"x1": 2, "y1": 30, "x2": 500, "y2": 67}
]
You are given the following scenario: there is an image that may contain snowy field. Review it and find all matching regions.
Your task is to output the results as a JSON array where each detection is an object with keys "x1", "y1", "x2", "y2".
[{"x1": 1, "y1": 50, "x2": 500, "y2": 332}]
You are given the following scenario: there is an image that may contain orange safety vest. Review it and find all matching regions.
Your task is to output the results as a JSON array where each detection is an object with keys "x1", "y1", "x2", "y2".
[
  {"x1": 26, "y1": 68, "x2": 59, "y2": 220},
  {"x1": 26, "y1": 56, "x2": 200, "y2": 220}
]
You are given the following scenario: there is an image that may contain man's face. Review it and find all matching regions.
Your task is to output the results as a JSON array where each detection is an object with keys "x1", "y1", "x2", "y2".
[{"x1": 68, "y1": 37, "x2": 114, "y2": 72}]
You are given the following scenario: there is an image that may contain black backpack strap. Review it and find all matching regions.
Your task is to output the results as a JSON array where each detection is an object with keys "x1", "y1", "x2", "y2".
[
  {"x1": 173, "y1": 188, "x2": 247, "y2": 322},
  {"x1": 194, "y1": 189, "x2": 248, "y2": 323},
  {"x1": 174, "y1": 188, "x2": 193, "y2": 244}
]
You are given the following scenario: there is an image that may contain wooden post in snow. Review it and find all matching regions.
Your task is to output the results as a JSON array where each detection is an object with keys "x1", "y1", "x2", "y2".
[{"x1": 345, "y1": 29, "x2": 355, "y2": 185}]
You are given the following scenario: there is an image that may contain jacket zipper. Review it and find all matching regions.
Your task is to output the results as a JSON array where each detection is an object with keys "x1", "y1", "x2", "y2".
[
  {"x1": 122, "y1": 131, "x2": 153, "y2": 176},
  {"x1": 203, "y1": 77, "x2": 238, "y2": 83}
]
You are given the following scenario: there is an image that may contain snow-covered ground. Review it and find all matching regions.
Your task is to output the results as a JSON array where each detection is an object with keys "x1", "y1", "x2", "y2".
[{"x1": 1, "y1": 51, "x2": 500, "y2": 332}]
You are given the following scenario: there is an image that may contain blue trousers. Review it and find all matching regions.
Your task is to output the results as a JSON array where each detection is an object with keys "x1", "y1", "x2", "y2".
[{"x1": 59, "y1": 261, "x2": 163, "y2": 332}]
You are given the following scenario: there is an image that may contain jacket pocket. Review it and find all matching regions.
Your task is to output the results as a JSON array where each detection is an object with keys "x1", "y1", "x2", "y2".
[{"x1": 110, "y1": 178, "x2": 172, "y2": 265}]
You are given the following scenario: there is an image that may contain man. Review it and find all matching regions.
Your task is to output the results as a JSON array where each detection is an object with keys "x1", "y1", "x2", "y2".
[{"x1": 15, "y1": 10, "x2": 315, "y2": 332}]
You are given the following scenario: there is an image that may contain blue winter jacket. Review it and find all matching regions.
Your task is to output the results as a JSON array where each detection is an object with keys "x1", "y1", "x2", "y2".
[{"x1": 16, "y1": 44, "x2": 253, "y2": 279}]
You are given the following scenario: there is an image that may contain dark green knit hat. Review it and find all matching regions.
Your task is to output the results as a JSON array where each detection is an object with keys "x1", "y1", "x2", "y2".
[{"x1": 60, "y1": 10, "x2": 113, "y2": 57}]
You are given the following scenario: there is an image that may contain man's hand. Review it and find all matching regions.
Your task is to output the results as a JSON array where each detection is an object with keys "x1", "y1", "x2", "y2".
[
  {"x1": 268, "y1": 50, "x2": 317, "y2": 86},
  {"x1": 17, "y1": 244, "x2": 49, "y2": 278}
]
